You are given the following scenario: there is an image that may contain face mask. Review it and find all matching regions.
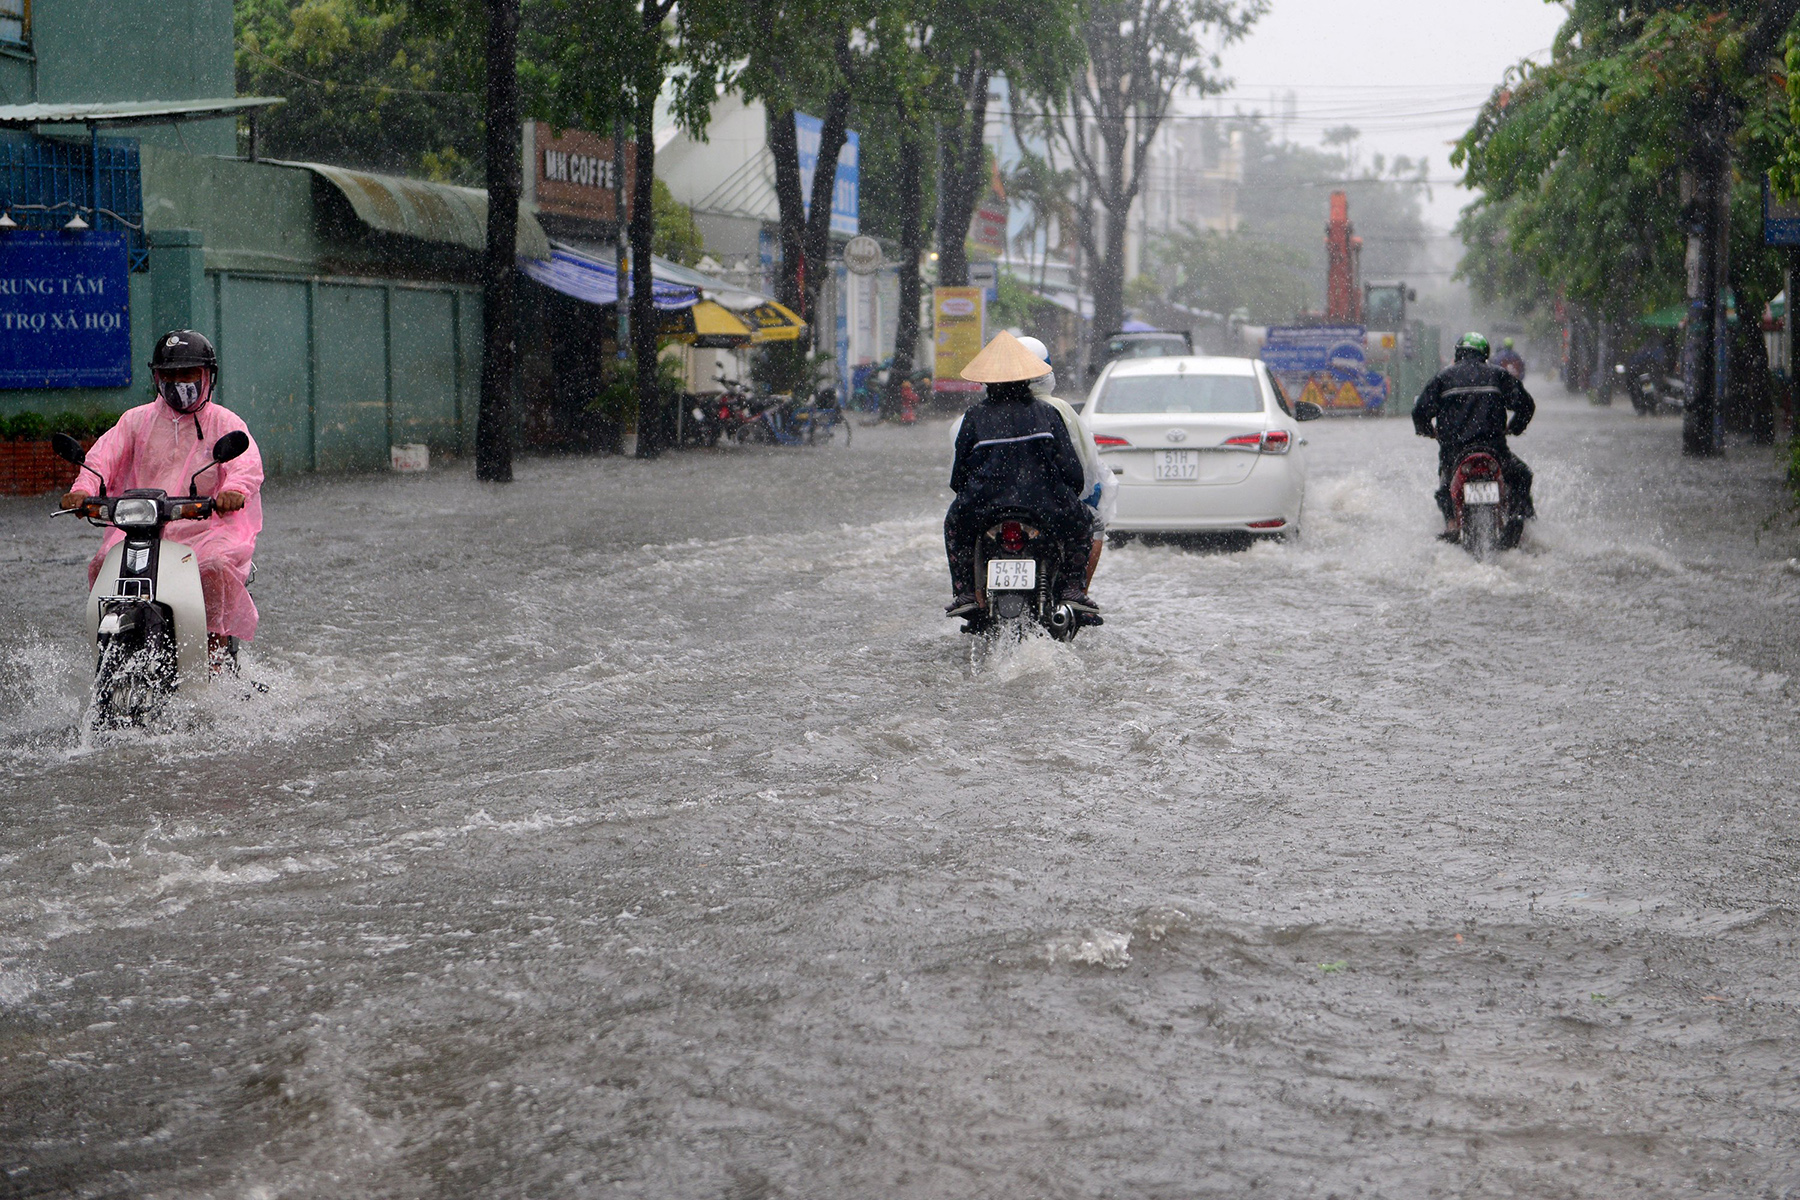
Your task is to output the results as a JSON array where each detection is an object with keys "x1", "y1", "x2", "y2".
[
  {"x1": 157, "y1": 375, "x2": 211, "y2": 414},
  {"x1": 1030, "y1": 369, "x2": 1057, "y2": 397}
]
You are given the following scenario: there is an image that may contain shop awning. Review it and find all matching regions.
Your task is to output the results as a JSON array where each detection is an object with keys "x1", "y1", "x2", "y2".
[
  {"x1": 276, "y1": 160, "x2": 551, "y2": 260},
  {"x1": 521, "y1": 242, "x2": 808, "y2": 342},
  {"x1": 517, "y1": 245, "x2": 702, "y2": 310},
  {"x1": 662, "y1": 299, "x2": 754, "y2": 347},
  {"x1": 0, "y1": 97, "x2": 286, "y2": 128},
  {"x1": 739, "y1": 300, "x2": 807, "y2": 342}
]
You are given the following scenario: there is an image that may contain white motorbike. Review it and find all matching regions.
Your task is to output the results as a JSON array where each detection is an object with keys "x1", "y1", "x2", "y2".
[{"x1": 50, "y1": 430, "x2": 251, "y2": 728}]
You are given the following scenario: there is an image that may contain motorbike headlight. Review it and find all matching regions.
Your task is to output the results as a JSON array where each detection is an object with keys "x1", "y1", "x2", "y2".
[{"x1": 111, "y1": 498, "x2": 160, "y2": 528}]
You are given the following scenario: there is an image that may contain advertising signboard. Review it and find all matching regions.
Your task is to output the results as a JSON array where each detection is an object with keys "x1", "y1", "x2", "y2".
[
  {"x1": 523, "y1": 122, "x2": 634, "y2": 224},
  {"x1": 933, "y1": 286, "x2": 985, "y2": 395},
  {"x1": 1260, "y1": 324, "x2": 1387, "y2": 413},
  {"x1": 796, "y1": 113, "x2": 859, "y2": 237},
  {"x1": 0, "y1": 231, "x2": 131, "y2": 389},
  {"x1": 1764, "y1": 177, "x2": 1800, "y2": 246}
]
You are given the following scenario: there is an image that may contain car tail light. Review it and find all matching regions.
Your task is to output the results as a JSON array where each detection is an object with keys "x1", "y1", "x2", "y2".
[
  {"x1": 1222, "y1": 431, "x2": 1291, "y2": 453},
  {"x1": 1247, "y1": 518, "x2": 1287, "y2": 529},
  {"x1": 1093, "y1": 435, "x2": 1131, "y2": 448},
  {"x1": 999, "y1": 521, "x2": 1027, "y2": 553}
]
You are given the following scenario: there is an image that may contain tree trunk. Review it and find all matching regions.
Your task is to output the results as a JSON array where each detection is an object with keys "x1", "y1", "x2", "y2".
[
  {"x1": 885, "y1": 119, "x2": 924, "y2": 413},
  {"x1": 769, "y1": 106, "x2": 807, "y2": 317},
  {"x1": 477, "y1": 0, "x2": 520, "y2": 483},
  {"x1": 1092, "y1": 193, "x2": 1129, "y2": 339},
  {"x1": 936, "y1": 65, "x2": 989, "y2": 289},
  {"x1": 1684, "y1": 102, "x2": 1729, "y2": 457},
  {"x1": 1725, "y1": 283, "x2": 1776, "y2": 444},
  {"x1": 631, "y1": 84, "x2": 663, "y2": 459},
  {"x1": 801, "y1": 52, "x2": 853, "y2": 351}
]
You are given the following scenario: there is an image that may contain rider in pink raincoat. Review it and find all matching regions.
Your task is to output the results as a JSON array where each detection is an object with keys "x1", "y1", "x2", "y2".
[{"x1": 62, "y1": 330, "x2": 264, "y2": 650}]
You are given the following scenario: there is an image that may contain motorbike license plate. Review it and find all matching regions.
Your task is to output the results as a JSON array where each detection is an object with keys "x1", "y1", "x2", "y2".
[
  {"x1": 1155, "y1": 450, "x2": 1198, "y2": 480},
  {"x1": 1464, "y1": 481, "x2": 1501, "y2": 505},
  {"x1": 986, "y1": 559, "x2": 1037, "y2": 591}
]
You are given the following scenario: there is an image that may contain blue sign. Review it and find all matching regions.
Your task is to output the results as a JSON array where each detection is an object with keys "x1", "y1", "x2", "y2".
[
  {"x1": 0, "y1": 232, "x2": 131, "y2": 388},
  {"x1": 795, "y1": 113, "x2": 859, "y2": 237},
  {"x1": 1261, "y1": 324, "x2": 1388, "y2": 412},
  {"x1": 1764, "y1": 178, "x2": 1800, "y2": 247}
]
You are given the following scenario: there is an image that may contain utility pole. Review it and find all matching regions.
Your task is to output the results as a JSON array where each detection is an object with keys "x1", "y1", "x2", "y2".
[
  {"x1": 613, "y1": 118, "x2": 629, "y2": 370},
  {"x1": 477, "y1": 0, "x2": 521, "y2": 482},
  {"x1": 1683, "y1": 93, "x2": 1730, "y2": 458}
]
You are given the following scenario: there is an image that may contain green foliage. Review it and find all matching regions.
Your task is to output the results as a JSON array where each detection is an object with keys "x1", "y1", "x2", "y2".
[
  {"x1": 585, "y1": 352, "x2": 685, "y2": 431},
  {"x1": 235, "y1": 0, "x2": 485, "y2": 182},
  {"x1": 651, "y1": 177, "x2": 704, "y2": 266},
  {"x1": 1144, "y1": 225, "x2": 1310, "y2": 325},
  {"x1": 1456, "y1": 3, "x2": 1798, "y2": 325},
  {"x1": 988, "y1": 270, "x2": 1056, "y2": 330},
  {"x1": 0, "y1": 411, "x2": 120, "y2": 440}
]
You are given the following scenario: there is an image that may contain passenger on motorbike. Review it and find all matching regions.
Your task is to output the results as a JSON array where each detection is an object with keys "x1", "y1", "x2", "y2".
[
  {"x1": 61, "y1": 329, "x2": 265, "y2": 662},
  {"x1": 1412, "y1": 332, "x2": 1536, "y2": 540},
  {"x1": 945, "y1": 332, "x2": 1094, "y2": 619},
  {"x1": 1015, "y1": 336, "x2": 1116, "y2": 594}
]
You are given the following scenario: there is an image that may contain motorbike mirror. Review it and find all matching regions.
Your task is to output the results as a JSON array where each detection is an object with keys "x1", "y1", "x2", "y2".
[
  {"x1": 50, "y1": 432, "x2": 86, "y2": 466},
  {"x1": 212, "y1": 430, "x2": 250, "y2": 463},
  {"x1": 1294, "y1": 401, "x2": 1324, "y2": 422}
]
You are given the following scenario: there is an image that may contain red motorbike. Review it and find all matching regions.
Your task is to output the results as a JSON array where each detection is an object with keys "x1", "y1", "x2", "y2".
[{"x1": 1448, "y1": 449, "x2": 1516, "y2": 560}]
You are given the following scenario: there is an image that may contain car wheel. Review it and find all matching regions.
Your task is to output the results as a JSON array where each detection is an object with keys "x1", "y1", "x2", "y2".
[{"x1": 1106, "y1": 531, "x2": 1135, "y2": 549}]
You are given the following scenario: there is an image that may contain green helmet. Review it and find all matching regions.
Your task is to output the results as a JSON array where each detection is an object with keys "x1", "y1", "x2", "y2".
[
  {"x1": 1455, "y1": 332, "x2": 1490, "y2": 361},
  {"x1": 1502, "y1": 337, "x2": 1515, "y2": 349}
]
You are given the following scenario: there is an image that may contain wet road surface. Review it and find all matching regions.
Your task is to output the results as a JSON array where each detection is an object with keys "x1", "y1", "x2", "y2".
[{"x1": 4, "y1": 392, "x2": 1800, "y2": 1198}]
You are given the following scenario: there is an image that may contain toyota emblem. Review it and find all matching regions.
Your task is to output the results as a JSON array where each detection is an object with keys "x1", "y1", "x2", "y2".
[{"x1": 1166, "y1": 429, "x2": 1188, "y2": 443}]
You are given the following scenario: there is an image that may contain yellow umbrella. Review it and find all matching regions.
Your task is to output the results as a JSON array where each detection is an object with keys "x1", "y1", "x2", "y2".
[
  {"x1": 741, "y1": 300, "x2": 808, "y2": 343},
  {"x1": 659, "y1": 299, "x2": 754, "y2": 348}
]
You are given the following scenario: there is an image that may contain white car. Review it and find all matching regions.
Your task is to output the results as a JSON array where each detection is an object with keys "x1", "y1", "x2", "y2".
[{"x1": 1080, "y1": 356, "x2": 1321, "y2": 542}]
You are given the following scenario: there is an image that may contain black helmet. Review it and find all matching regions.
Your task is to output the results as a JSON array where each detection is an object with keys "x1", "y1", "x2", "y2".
[{"x1": 149, "y1": 329, "x2": 217, "y2": 372}]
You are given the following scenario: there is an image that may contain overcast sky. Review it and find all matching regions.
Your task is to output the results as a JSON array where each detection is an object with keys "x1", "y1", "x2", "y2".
[{"x1": 1210, "y1": 0, "x2": 1571, "y2": 232}]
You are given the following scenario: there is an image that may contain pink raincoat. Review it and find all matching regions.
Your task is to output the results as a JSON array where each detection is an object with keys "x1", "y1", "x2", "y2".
[{"x1": 80, "y1": 398, "x2": 265, "y2": 639}]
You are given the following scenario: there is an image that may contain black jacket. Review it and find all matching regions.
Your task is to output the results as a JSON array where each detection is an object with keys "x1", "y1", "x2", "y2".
[
  {"x1": 950, "y1": 385, "x2": 1085, "y2": 515},
  {"x1": 1412, "y1": 358, "x2": 1535, "y2": 451}
]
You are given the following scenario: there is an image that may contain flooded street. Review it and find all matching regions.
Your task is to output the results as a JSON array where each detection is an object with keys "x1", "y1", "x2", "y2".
[{"x1": 4, "y1": 392, "x2": 1800, "y2": 1198}]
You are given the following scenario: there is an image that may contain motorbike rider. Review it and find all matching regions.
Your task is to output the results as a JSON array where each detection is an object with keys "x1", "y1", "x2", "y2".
[
  {"x1": 948, "y1": 336, "x2": 1115, "y2": 610},
  {"x1": 1412, "y1": 332, "x2": 1536, "y2": 541},
  {"x1": 945, "y1": 331, "x2": 1094, "y2": 619},
  {"x1": 61, "y1": 329, "x2": 265, "y2": 665},
  {"x1": 1493, "y1": 337, "x2": 1526, "y2": 380}
]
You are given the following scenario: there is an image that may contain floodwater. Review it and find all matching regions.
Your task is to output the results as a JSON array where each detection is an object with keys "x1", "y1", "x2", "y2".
[{"x1": 3, "y1": 391, "x2": 1799, "y2": 1198}]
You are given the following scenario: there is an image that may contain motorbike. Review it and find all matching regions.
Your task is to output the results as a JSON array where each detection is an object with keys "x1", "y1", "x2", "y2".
[
  {"x1": 960, "y1": 510, "x2": 1084, "y2": 643},
  {"x1": 1447, "y1": 448, "x2": 1520, "y2": 561},
  {"x1": 49, "y1": 429, "x2": 252, "y2": 728},
  {"x1": 1614, "y1": 362, "x2": 1685, "y2": 416}
]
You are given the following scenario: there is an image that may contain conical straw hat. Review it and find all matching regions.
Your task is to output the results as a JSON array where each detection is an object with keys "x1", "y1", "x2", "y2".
[{"x1": 960, "y1": 330, "x2": 1053, "y2": 383}]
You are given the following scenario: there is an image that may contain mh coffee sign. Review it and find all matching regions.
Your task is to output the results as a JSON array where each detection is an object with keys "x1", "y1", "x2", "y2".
[
  {"x1": 524, "y1": 122, "x2": 636, "y2": 225},
  {"x1": 0, "y1": 232, "x2": 131, "y2": 389}
]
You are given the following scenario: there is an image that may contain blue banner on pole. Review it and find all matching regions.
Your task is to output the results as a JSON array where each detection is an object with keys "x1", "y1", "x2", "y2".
[
  {"x1": 0, "y1": 231, "x2": 131, "y2": 388},
  {"x1": 795, "y1": 113, "x2": 859, "y2": 237}
]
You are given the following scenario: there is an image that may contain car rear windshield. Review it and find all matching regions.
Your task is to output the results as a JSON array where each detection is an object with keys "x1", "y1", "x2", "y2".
[
  {"x1": 1094, "y1": 373, "x2": 1263, "y2": 414},
  {"x1": 1108, "y1": 337, "x2": 1187, "y2": 359}
]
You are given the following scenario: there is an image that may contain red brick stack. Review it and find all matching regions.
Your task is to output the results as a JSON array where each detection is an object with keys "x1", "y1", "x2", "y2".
[{"x1": 0, "y1": 438, "x2": 93, "y2": 497}]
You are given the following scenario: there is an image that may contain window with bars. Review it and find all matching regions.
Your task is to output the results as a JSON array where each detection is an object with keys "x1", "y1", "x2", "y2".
[
  {"x1": 0, "y1": 0, "x2": 28, "y2": 47},
  {"x1": 0, "y1": 135, "x2": 147, "y2": 270}
]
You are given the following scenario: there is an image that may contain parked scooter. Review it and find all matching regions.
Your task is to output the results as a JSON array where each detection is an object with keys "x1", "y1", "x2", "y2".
[
  {"x1": 1613, "y1": 361, "x2": 1686, "y2": 416},
  {"x1": 50, "y1": 430, "x2": 252, "y2": 728},
  {"x1": 958, "y1": 510, "x2": 1086, "y2": 643}
]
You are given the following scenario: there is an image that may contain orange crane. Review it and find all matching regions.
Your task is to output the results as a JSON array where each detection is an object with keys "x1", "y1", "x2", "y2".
[{"x1": 1325, "y1": 190, "x2": 1362, "y2": 324}]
